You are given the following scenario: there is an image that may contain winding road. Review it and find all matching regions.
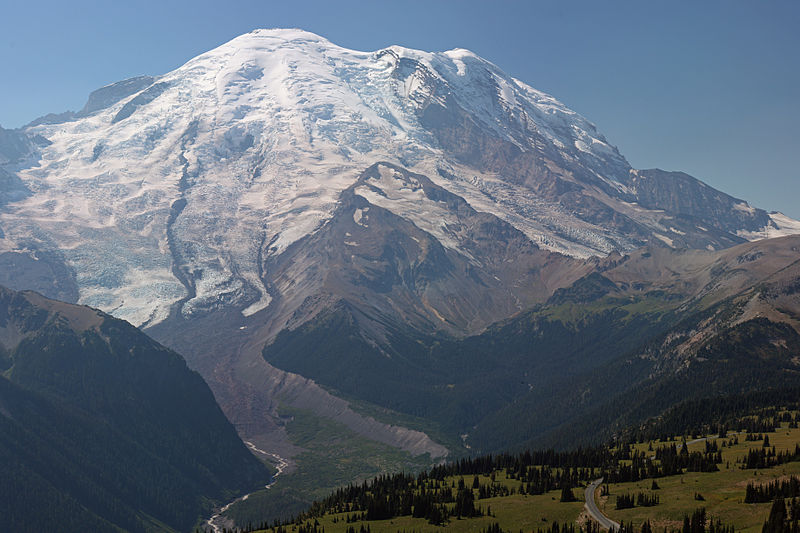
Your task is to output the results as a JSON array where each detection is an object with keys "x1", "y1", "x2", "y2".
[
  {"x1": 584, "y1": 478, "x2": 619, "y2": 532},
  {"x1": 205, "y1": 441, "x2": 289, "y2": 533},
  {"x1": 583, "y1": 434, "x2": 736, "y2": 531}
]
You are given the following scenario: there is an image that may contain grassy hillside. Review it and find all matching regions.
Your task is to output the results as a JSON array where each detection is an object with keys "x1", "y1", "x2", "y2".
[
  {"x1": 240, "y1": 407, "x2": 800, "y2": 533},
  {"x1": 600, "y1": 427, "x2": 800, "y2": 532}
]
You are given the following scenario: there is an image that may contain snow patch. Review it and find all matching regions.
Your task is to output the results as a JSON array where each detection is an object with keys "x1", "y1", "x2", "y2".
[
  {"x1": 738, "y1": 212, "x2": 800, "y2": 241},
  {"x1": 242, "y1": 293, "x2": 272, "y2": 317},
  {"x1": 653, "y1": 234, "x2": 674, "y2": 247},
  {"x1": 355, "y1": 164, "x2": 471, "y2": 257},
  {"x1": 353, "y1": 207, "x2": 369, "y2": 227}
]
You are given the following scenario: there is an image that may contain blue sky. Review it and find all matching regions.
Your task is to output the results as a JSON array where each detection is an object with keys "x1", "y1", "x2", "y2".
[{"x1": 1, "y1": 0, "x2": 798, "y2": 218}]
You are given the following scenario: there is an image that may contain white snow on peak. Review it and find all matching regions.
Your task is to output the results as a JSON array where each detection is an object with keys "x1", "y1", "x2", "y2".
[
  {"x1": 0, "y1": 29, "x2": 649, "y2": 325},
  {"x1": 738, "y1": 212, "x2": 800, "y2": 241}
]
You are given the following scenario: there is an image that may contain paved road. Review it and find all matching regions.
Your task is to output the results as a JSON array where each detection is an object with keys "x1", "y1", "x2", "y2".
[
  {"x1": 584, "y1": 434, "x2": 737, "y2": 531},
  {"x1": 584, "y1": 478, "x2": 620, "y2": 532}
]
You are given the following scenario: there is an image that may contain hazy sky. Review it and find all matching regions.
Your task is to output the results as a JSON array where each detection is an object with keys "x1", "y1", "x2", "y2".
[{"x1": 2, "y1": 0, "x2": 798, "y2": 218}]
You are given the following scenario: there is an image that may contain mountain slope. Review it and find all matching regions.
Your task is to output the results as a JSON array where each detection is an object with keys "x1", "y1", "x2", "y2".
[
  {"x1": 0, "y1": 29, "x2": 794, "y2": 329},
  {"x1": 259, "y1": 235, "x2": 800, "y2": 453},
  {"x1": 1, "y1": 29, "x2": 799, "y2": 527},
  {"x1": 463, "y1": 235, "x2": 800, "y2": 451},
  {"x1": 0, "y1": 286, "x2": 269, "y2": 532},
  {"x1": 145, "y1": 161, "x2": 593, "y2": 469},
  {"x1": 259, "y1": 162, "x2": 592, "y2": 338}
]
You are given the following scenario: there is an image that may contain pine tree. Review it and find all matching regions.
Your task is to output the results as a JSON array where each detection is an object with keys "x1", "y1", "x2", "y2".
[
  {"x1": 763, "y1": 498, "x2": 787, "y2": 533},
  {"x1": 560, "y1": 486, "x2": 577, "y2": 502}
]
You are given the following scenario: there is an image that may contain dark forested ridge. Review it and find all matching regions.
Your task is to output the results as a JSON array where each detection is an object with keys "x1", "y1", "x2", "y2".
[
  {"x1": 263, "y1": 269, "x2": 800, "y2": 456},
  {"x1": 517, "y1": 313, "x2": 800, "y2": 451},
  {"x1": 0, "y1": 286, "x2": 269, "y2": 532},
  {"x1": 261, "y1": 289, "x2": 681, "y2": 439}
]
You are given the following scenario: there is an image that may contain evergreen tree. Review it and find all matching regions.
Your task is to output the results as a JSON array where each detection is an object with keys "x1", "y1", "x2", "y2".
[{"x1": 763, "y1": 498, "x2": 787, "y2": 533}]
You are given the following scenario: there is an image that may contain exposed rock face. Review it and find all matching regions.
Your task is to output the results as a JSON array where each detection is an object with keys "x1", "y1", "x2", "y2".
[
  {"x1": 80, "y1": 76, "x2": 156, "y2": 117},
  {"x1": 627, "y1": 168, "x2": 771, "y2": 237},
  {"x1": 0, "y1": 168, "x2": 31, "y2": 209},
  {"x1": 261, "y1": 162, "x2": 592, "y2": 340},
  {"x1": 0, "y1": 126, "x2": 48, "y2": 164},
  {"x1": 0, "y1": 250, "x2": 78, "y2": 303}
]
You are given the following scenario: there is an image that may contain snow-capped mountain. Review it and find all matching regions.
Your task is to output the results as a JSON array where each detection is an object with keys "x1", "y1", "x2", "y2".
[
  {"x1": 2, "y1": 28, "x2": 794, "y2": 332},
  {"x1": 5, "y1": 30, "x2": 800, "y2": 516}
]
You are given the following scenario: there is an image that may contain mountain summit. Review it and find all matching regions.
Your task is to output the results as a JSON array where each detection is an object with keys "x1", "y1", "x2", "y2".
[{"x1": 1, "y1": 28, "x2": 795, "y2": 330}]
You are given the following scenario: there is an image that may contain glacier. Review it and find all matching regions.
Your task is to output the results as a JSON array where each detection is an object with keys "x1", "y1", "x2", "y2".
[{"x1": 0, "y1": 28, "x2": 791, "y2": 328}]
